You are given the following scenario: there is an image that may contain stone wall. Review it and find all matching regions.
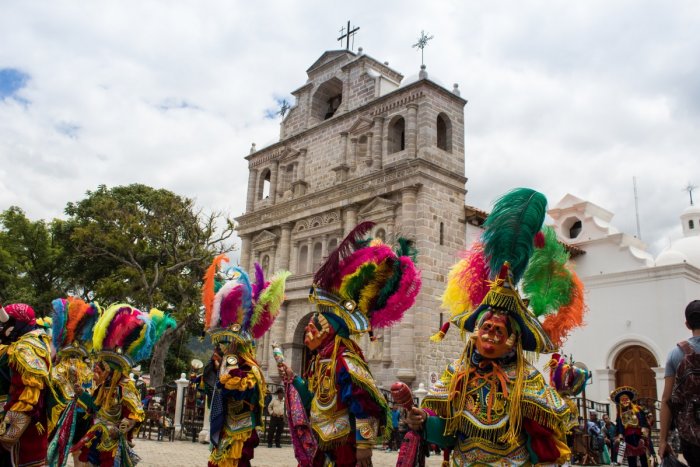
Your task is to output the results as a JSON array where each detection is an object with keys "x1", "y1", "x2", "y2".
[{"x1": 235, "y1": 50, "x2": 468, "y2": 390}]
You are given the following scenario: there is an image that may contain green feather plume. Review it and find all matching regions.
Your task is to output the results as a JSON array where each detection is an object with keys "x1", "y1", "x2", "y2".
[
  {"x1": 341, "y1": 263, "x2": 377, "y2": 302},
  {"x1": 251, "y1": 270, "x2": 291, "y2": 326},
  {"x1": 482, "y1": 188, "x2": 547, "y2": 283},
  {"x1": 522, "y1": 226, "x2": 573, "y2": 317}
]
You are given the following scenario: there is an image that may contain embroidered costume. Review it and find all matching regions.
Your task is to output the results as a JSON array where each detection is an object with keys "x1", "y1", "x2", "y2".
[
  {"x1": 202, "y1": 255, "x2": 289, "y2": 467},
  {"x1": 284, "y1": 222, "x2": 422, "y2": 467},
  {"x1": 421, "y1": 188, "x2": 586, "y2": 466},
  {"x1": 611, "y1": 386, "x2": 649, "y2": 467},
  {"x1": 46, "y1": 297, "x2": 101, "y2": 467},
  {"x1": 546, "y1": 353, "x2": 591, "y2": 433},
  {"x1": 73, "y1": 305, "x2": 175, "y2": 466},
  {"x1": 0, "y1": 303, "x2": 53, "y2": 467}
]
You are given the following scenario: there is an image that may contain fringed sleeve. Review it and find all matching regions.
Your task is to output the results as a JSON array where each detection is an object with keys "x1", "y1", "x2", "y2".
[{"x1": 120, "y1": 379, "x2": 145, "y2": 423}]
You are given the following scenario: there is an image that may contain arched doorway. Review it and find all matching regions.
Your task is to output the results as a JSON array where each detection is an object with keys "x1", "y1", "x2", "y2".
[
  {"x1": 292, "y1": 312, "x2": 316, "y2": 376},
  {"x1": 614, "y1": 345, "x2": 658, "y2": 400}
]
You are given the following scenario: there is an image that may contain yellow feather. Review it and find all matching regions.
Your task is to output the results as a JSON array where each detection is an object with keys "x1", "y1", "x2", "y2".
[
  {"x1": 441, "y1": 259, "x2": 473, "y2": 317},
  {"x1": 92, "y1": 303, "x2": 127, "y2": 350}
]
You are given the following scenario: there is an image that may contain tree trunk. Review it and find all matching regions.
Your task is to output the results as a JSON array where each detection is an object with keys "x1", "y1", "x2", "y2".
[{"x1": 149, "y1": 323, "x2": 188, "y2": 388}]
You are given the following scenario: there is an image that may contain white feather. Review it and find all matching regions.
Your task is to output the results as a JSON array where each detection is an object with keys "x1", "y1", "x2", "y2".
[{"x1": 211, "y1": 281, "x2": 238, "y2": 331}]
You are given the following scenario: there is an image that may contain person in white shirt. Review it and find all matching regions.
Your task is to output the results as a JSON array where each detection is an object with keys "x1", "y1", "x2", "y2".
[{"x1": 267, "y1": 388, "x2": 285, "y2": 448}]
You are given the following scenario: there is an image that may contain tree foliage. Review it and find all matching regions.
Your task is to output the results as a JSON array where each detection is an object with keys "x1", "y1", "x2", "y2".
[
  {"x1": 0, "y1": 207, "x2": 66, "y2": 312},
  {"x1": 63, "y1": 184, "x2": 235, "y2": 386},
  {"x1": 2, "y1": 184, "x2": 235, "y2": 387}
]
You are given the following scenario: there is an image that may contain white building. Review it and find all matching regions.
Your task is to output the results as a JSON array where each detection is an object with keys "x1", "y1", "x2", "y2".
[{"x1": 466, "y1": 194, "x2": 700, "y2": 406}]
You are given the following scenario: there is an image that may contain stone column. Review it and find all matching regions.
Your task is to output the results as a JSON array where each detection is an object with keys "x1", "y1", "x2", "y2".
[
  {"x1": 278, "y1": 164, "x2": 286, "y2": 196},
  {"x1": 653, "y1": 367, "x2": 666, "y2": 405},
  {"x1": 239, "y1": 235, "x2": 251, "y2": 269},
  {"x1": 174, "y1": 373, "x2": 189, "y2": 436},
  {"x1": 406, "y1": 103, "x2": 418, "y2": 158},
  {"x1": 382, "y1": 325, "x2": 392, "y2": 362},
  {"x1": 321, "y1": 234, "x2": 329, "y2": 260},
  {"x1": 246, "y1": 168, "x2": 258, "y2": 212},
  {"x1": 594, "y1": 368, "x2": 617, "y2": 404},
  {"x1": 269, "y1": 246, "x2": 277, "y2": 273},
  {"x1": 372, "y1": 116, "x2": 384, "y2": 169},
  {"x1": 340, "y1": 132, "x2": 349, "y2": 166},
  {"x1": 269, "y1": 161, "x2": 279, "y2": 204},
  {"x1": 306, "y1": 238, "x2": 314, "y2": 274},
  {"x1": 276, "y1": 223, "x2": 292, "y2": 270},
  {"x1": 344, "y1": 205, "x2": 358, "y2": 235},
  {"x1": 299, "y1": 149, "x2": 307, "y2": 181},
  {"x1": 366, "y1": 133, "x2": 374, "y2": 166},
  {"x1": 400, "y1": 186, "x2": 418, "y2": 240},
  {"x1": 350, "y1": 137, "x2": 358, "y2": 170},
  {"x1": 341, "y1": 68, "x2": 350, "y2": 112},
  {"x1": 387, "y1": 218, "x2": 395, "y2": 243},
  {"x1": 290, "y1": 241, "x2": 300, "y2": 274}
]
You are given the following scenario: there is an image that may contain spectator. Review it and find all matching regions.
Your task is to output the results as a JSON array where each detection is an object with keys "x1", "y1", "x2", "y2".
[
  {"x1": 659, "y1": 300, "x2": 700, "y2": 465},
  {"x1": 267, "y1": 387, "x2": 285, "y2": 448},
  {"x1": 587, "y1": 411, "x2": 606, "y2": 463},
  {"x1": 603, "y1": 413, "x2": 619, "y2": 463}
]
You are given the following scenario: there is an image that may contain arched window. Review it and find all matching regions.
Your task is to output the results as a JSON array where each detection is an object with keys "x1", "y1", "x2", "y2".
[
  {"x1": 436, "y1": 113, "x2": 452, "y2": 152},
  {"x1": 388, "y1": 116, "x2": 405, "y2": 154},
  {"x1": 258, "y1": 168, "x2": 271, "y2": 200},
  {"x1": 312, "y1": 242, "x2": 323, "y2": 269},
  {"x1": 690, "y1": 219, "x2": 695, "y2": 230},
  {"x1": 311, "y1": 78, "x2": 343, "y2": 121},
  {"x1": 328, "y1": 238, "x2": 338, "y2": 252},
  {"x1": 439, "y1": 222, "x2": 444, "y2": 246},
  {"x1": 299, "y1": 245, "x2": 308, "y2": 273}
]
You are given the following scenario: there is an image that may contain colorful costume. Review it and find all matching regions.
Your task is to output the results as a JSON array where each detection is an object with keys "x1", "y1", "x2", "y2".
[
  {"x1": 0, "y1": 303, "x2": 53, "y2": 467},
  {"x1": 422, "y1": 188, "x2": 586, "y2": 466},
  {"x1": 546, "y1": 353, "x2": 591, "y2": 433},
  {"x1": 287, "y1": 222, "x2": 422, "y2": 467},
  {"x1": 46, "y1": 297, "x2": 101, "y2": 467},
  {"x1": 611, "y1": 386, "x2": 649, "y2": 467},
  {"x1": 202, "y1": 255, "x2": 289, "y2": 467},
  {"x1": 73, "y1": 305, "x2": 175, "y2": 466}
]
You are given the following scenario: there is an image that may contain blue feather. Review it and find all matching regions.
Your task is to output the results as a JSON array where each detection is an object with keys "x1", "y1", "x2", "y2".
[
  {"x1": 131, "y1": 313, "x2": 155, "y2": 363},
  {"x1": 51, "y1": 298, "x2": 68, "y2": 349}
]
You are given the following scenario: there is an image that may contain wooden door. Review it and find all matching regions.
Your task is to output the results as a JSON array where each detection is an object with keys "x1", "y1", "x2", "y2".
[{"x1": 614, "y1": 345, "x2": 658, "y2": 400}]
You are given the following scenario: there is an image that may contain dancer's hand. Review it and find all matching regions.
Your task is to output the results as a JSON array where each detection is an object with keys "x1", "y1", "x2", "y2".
[
  {"x1": 277, "y1": 362, "x2": 294, "y2": 382},
  {"x1": 356, "y1": 446, "x2": 372, "y2": 466},
  {"x1": 406, "y1": 407, "x2": 426, "y2": 430}
]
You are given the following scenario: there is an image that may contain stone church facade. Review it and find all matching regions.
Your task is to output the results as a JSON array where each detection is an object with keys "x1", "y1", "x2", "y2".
[{"x1": 235, "y1": 49, "x2": 468, "y2": 390}]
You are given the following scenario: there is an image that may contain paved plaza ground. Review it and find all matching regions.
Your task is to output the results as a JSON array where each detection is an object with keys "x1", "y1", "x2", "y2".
[{"x1": 67, "y1": 439, "x2": 445, "y2": 466}]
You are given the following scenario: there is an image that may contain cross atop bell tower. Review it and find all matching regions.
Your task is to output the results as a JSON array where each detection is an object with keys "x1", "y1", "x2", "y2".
[{"x1": 337, "y1": 21, "x2": 360, "y2": 51}]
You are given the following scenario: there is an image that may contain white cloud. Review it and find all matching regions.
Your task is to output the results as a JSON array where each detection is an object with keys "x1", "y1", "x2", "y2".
[{"x1": 1, "y1": 0, "x2": 698, "y2": 256}]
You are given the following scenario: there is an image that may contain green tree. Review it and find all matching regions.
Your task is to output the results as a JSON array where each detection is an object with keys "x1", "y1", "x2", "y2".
[
  {"x1": 64, "y1": 184, "x2": 235, "y2": 387},
  {"x1": 0, "y1": 206, "x2": 66, "y2": 312}
]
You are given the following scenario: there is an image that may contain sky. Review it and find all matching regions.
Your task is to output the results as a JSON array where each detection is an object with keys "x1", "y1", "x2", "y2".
[{"x1": 1, "y1": 0, "x2": 699, "y2": 255}]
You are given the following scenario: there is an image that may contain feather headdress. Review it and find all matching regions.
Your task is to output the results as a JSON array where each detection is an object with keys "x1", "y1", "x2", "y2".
[
  {"x1": 436, "y1": 188, "x2": 586, "y2": 353},
  {"x1": 51, "y1": 297, "x2": 102, "y2": 359},
  {"x1": 202, "y1": 258, "x2": 289, "y2": 346},
  {"x1": 92, "y1": 303, "x2": 173, "y2": 372},
  {"x1": 309, "y1": 222, "x2": 422, "y2": 335}
]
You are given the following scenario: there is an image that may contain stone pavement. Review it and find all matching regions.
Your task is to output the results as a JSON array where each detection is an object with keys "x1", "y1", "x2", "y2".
[{"x1": 65, "y1": 439, "x2": 445, "y2": 466}]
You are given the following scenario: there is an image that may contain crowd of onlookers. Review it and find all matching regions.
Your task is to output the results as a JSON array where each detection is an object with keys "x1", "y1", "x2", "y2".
[{"x1": 570, "y1": 409, "x2": 661, "y2": 466}]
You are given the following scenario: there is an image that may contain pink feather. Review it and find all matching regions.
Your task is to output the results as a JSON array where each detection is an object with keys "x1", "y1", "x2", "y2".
[
  {"x1": 220, "y1": 286, "x2": 244, "y2": 328},
  {"x1": 370, "y1": 258, "x2": 422, "y2": 329},
  {"x1": 335, "y1": 245, "x2": 395, "y2": 289},
  {"x1": 105, "y1": 308, "x2": 140, "y2": 349},
  {"x1": 462, "y1": 242, "x2": 490, "y2": 308},
  {"x1": 250, "y1": 310, "x2": 273, "y2": 339}
]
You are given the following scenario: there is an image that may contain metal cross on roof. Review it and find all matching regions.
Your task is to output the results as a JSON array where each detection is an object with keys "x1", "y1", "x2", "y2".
[
  {"x1": 683, "y1": 182, "x2": 698, "y2": 206},
  {"x1": 338, "y1": 21, "x2": 360, "y2": 51},
  {"x1": 413, "y1": 30, "x2": 434, "y2": 66}
]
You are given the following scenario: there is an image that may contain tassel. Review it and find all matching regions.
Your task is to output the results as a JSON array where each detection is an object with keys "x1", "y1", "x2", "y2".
[
  {"x1": 430, "y1": 322, "x2": 450, "y2": 342},
  {"x1": 36, "y1": 421, "x2": 45, "y2": 434}
]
